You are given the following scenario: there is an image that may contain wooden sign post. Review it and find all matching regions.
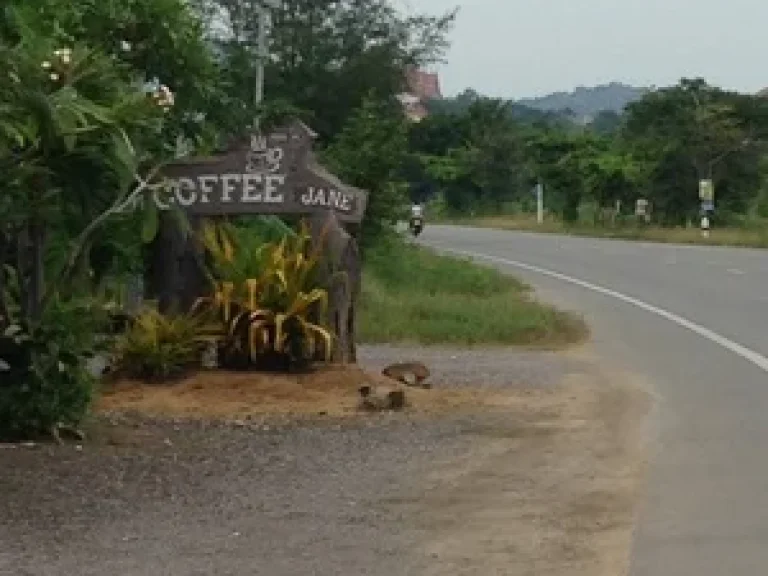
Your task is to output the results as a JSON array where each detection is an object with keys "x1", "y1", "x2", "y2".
[{"x1": 139, "y1": 119, "x2": 368, "y2": 362}]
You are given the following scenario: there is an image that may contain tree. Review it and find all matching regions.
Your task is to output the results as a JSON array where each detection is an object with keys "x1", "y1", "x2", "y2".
[
  {"x1": 4, "y1": 0, "x2": 220, "y2": 148},
  {"x1": 323, "y1": 96, "x2": 409, "y2": 241},
  {"x1": 408, "y1": 97, "x2": 532, "y2": 214},
  {"x1": 198, "y1": 0, "x2": 457, "y2": 141},
  {"x1": 589, "y1": 110, "x2": 622, "y2": 135},
  {"x1": 0, "y1": 16, "x2": 175, "y2": 324},
  {"x1": 0, "y1": 6, "x2": 189, "y2": 439},
  {"x1": 1, "y1": 0, "x2": 228, "y2": 297},
  {"x1": 621, "y1": 78, "x2": 762, "y2": 223}
]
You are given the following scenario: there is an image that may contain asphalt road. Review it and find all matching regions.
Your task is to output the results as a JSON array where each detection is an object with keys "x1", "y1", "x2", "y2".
[{"x1": 419, "y1": 224, "x2": 768, "y2": 576}]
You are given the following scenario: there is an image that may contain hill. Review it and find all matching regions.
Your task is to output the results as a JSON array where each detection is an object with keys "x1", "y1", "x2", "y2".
[{"x1": 516, "y1": 83, "x2": 648, "y2": 117}]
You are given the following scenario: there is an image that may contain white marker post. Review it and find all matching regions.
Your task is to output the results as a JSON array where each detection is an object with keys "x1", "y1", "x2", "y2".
[
  {"x1": 699, "y1": 179, "x2": 714, "y2": 238},
  {"x1": 536, "y1": 181, "x2": 544, "y2": 225},
  {"x1": 701, "y1": 214, "x2": 711, "y2": 238}
]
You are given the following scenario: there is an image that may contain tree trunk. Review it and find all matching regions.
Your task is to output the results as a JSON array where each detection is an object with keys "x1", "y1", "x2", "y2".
[
  {"x1": 27, "y1": 219, "x2": 45, "y2": 323},
  {"x1": 0, "y1": 230, "x2": 11, "y2": 327},
  {"x1": 16, "y1": 226, "x2": 30, "y2": 322},
  {"x1": 144, "y1": 214, "x2": 209, "y2": 315},
  {"x1": 308, "y1": 212, "x2": 361, "y2": 364}
]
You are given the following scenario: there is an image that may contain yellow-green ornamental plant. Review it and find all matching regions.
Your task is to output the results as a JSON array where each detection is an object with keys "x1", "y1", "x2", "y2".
[
  {"x1": 193, "y1": 219, "x2": 334, "y2": 368},
  {"x1": 113, "y1": 307, "x2": 221, "y2": 381}
]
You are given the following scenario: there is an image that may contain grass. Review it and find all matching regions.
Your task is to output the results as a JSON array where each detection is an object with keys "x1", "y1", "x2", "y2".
[
  {"x1": 359, "y1": 234, "x2": 587, "y2": 346},
  {"x1": 446, "y1": 214, "x2": 768, "y2": 248}
]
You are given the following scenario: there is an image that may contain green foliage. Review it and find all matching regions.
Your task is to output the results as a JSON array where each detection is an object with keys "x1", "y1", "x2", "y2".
[
  {"x1": 202, "y1": 0, "x2": 456, "y2": 141},
  {"x1": 365, "y1": 232, "x2": 523, "y2": 297},
  {"x1": 113, "y1": 307, "x2": 218, "y2": 382},
  {"x1": 4, "y1": 0, "x2": 222, "y2": 149},
  {"x1": 0, "y1": 7, "x2": 174, "y2": 325},
  {"x1": 194, "y1": 221, "x2": 333, "y2": 369},
  {"x1": 412, "y1": 78, "x2": 768, "y2": 228},
  {"x1": 360, "y1": 234, "x2": 586, "y2": 345},
  {"x1": 0, "y1": 304, "x2": 99, "y2": 441},
  {"x1": 323, "y1": 96, "x2": 410, "y2": 241}
]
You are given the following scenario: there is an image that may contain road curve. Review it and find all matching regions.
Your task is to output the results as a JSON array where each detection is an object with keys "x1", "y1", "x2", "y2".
[{"x1": 419, "y1": 224, "x2": 768, "y2": 576}]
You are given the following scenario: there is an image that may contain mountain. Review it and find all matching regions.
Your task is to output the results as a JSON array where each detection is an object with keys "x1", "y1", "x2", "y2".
[
  {"x1": 427, "y1": 91, "x2": 568, "y2": 124},
  {"x1": 516, "y1": 82, "x2": 649, "y2": 118}
]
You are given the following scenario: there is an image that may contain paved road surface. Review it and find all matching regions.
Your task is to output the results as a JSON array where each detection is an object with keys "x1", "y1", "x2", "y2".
[{"x1": 419, "y1": 224, "x2": 768, "y2": 576}]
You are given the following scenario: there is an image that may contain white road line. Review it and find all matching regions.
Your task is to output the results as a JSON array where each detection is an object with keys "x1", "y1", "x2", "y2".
[{"x1": 431, "y1": 244, "x2": 768, "y2": 374}]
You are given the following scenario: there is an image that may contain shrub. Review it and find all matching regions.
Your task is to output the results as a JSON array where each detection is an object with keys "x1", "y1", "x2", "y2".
[
  {"x1": 194, "y1": 219, "x2": 334, "y2": 370},
  {"x1": 112, "y1": 307, "x2": 219, "y2": 382},
  {"x1": 0, "y1": 307, "x2": 97, "y2": 441}
]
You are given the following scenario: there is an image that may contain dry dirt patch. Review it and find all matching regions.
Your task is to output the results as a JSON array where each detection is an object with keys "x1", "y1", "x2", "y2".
[{"x1": 96, "y1": 365, "x2": 516, "y2": 421}]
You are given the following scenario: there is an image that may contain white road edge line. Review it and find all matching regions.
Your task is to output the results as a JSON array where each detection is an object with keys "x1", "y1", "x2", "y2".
[{"x1": 430, "y1": 244, "x2": 768, "y2": 374}]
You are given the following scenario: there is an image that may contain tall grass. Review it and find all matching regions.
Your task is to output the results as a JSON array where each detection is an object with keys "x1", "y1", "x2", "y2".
[{"x1": 359, "y1": 234, "x2": 587, "y2": 346}]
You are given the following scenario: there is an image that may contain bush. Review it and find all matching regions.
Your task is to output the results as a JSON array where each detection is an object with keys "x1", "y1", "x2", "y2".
[
  {"x1": 0, "y1": 295, "x2": 107, "y2": 441},
  {"x1": 113, "y1": 307, "x2": 218, "y2": 382},
  {"x1": 194, "y1": 219, "x2": 334, "y2": 370},
  {"x1": 0, "y1": 321, "x2": 95, "y2": 441}
]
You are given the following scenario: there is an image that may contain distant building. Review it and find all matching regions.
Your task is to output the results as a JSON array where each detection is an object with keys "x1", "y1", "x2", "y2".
[
  {"x1": 758, "y1": 87, "x2": 768, "y2": 98},
  {"x1": 397, "y1": 68, "x2": 443, "y2": 122}
]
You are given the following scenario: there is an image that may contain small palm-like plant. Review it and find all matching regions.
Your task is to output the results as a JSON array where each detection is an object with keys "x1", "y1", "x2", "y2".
[
  {"x1": 113, "y1": 306, "x2": 220, "y2": 381},
  {"x1": 194, "y1": 219, "x2": 333, "y2": 370}
]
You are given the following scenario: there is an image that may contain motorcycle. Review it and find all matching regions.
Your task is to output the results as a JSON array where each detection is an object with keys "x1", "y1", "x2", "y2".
[{"x1": 409, "y1": 215, "x2": 424, "y2": 237}]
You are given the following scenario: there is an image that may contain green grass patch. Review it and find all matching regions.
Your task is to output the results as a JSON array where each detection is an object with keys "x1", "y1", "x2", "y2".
[
  {"x1": 359, "y1": 235, "x2": 587, "y2": 346},
  {"x1": 446, "y1": 214, "x2": 768, "y2": 249}
]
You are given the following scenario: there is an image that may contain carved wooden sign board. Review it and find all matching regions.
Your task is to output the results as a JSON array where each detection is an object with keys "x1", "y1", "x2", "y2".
[{"x1": 138, "y1": 119, "x2": 368, "y2": 224}]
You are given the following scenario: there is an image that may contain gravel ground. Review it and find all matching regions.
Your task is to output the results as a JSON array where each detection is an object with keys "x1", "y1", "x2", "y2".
[
  {"x1": 0, "y1": 345, "x2": 647, "y2": 576},
  {"x1": 357, "y1": 344, "x2": 594, "y2": 389}
]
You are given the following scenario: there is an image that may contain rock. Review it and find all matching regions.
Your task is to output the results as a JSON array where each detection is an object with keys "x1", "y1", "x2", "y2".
[
  {"x1": 381, "y1": 361, "x2": 431, "y2": 389},
  {"x1": 358, "y1": 384, "x2": 406, "y2": 412},
  {"x1": 201, "y1": 341, "x2": 219, "y2": 369}
]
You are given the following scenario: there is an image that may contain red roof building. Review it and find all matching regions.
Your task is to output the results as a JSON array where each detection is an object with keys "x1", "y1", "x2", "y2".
[
  {"x1": 398, "y1": 68, "x2": 443, "y2": 122},
  {"x1": 406, "y1": 69, "x2": 443, "y2": 100}
]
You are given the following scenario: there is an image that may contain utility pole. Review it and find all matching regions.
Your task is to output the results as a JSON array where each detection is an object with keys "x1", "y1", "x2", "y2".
[{"x1": 254, "y1": 0, "x2": 279, "y2": 128}]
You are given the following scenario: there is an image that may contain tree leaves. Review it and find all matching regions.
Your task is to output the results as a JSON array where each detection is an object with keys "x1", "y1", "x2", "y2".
[{"x1": 410, "y1": 77, "x2": 768, "y2": 225}]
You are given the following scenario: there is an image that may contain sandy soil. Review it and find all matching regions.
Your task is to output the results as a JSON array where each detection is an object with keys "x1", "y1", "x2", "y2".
[
  {"x1": 0, "y1": 345, "x2": 651, "y2": 576},
  {"x1": 95, "y1": 364, "x2": 507, "y2": 422}
]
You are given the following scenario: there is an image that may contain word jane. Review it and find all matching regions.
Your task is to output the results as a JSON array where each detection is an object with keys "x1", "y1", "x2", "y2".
[{"x1": 300, "y1": 187, "x2": 353, "y2": 212}]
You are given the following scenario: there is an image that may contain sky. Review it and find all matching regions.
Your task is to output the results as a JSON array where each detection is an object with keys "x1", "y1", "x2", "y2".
[{"x1": 394, "y1": 0, "x2": 767, "y2": 99}]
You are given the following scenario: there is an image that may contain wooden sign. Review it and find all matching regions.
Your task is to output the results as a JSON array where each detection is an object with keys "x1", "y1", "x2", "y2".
[{"x1": 131, "y1": 120, "x2": 368, "y2": 223}]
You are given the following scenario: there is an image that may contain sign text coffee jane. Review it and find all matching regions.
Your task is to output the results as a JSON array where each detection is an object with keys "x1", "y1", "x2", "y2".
[
  {"x1": 137, "y1": 123, "x2": 368, "y2": 223},
  {"x1": 146, "y1": 175, "x2": 362, "y2": 219}
]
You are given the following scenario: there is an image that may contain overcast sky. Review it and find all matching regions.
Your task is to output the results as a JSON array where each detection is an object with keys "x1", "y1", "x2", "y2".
[{"x1": 394, "y1": 0, "x2": 766, "y2": 99}]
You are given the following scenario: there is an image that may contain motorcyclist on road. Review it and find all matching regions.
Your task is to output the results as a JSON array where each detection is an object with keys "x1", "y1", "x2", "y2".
[{"x1": 409, "y1": 203, "x2": 424, "y2": 236}]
